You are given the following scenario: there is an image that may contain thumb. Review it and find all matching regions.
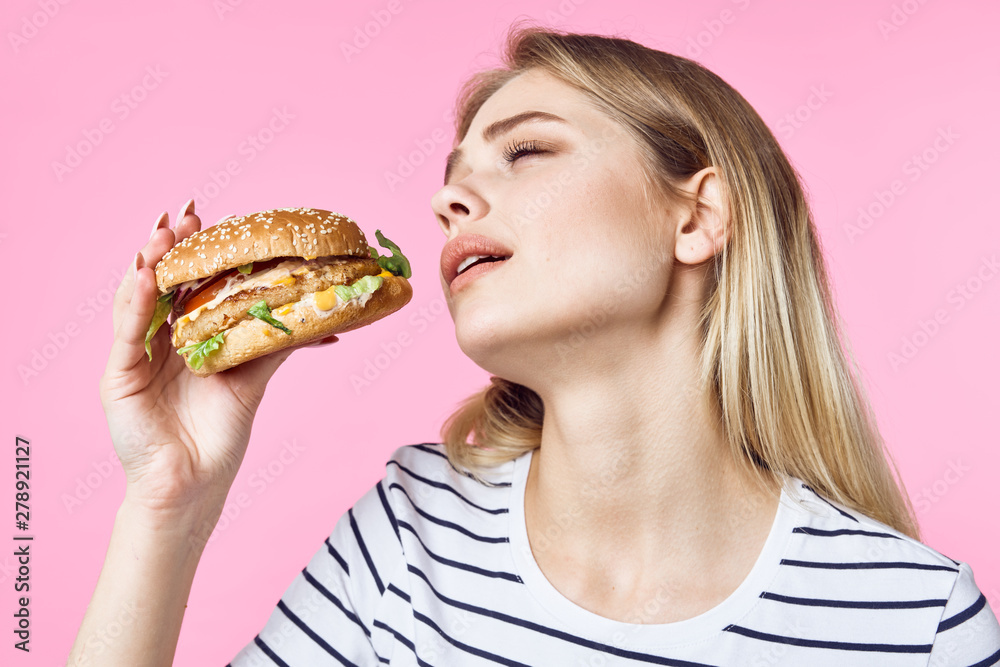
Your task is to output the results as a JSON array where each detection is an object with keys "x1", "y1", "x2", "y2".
[{"x1": 223, "y1": 335, "x2": 340, "y2": 396}]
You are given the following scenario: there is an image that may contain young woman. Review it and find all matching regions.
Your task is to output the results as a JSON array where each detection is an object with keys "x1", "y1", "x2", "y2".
[{"x1": 70, "y1": 25, "x2": 1000, "y2": 666}]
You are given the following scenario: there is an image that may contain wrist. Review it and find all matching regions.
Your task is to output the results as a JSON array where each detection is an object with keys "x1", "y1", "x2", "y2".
[{"x1": 119, "y1": 487, "x2": 228, "y2": 555}]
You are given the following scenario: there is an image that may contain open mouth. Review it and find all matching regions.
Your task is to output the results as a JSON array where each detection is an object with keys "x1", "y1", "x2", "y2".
[{"x1": 456, "y1": 254, "x2": 510, "y2": 277}]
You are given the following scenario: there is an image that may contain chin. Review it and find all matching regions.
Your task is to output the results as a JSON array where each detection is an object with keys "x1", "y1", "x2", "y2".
[{"x1": 451, "y1": 312, "x2": 555, "y2": 394}]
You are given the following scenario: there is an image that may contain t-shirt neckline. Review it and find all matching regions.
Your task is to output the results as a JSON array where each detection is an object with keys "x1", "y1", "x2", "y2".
[{"x1": 506, "y1": 447, "x2": 801, "y2": 650}]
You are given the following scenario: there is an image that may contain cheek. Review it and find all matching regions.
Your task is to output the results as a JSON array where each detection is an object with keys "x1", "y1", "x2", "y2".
[{"x1": 541, "y1": 163, "x2": 659, "y2": 273}]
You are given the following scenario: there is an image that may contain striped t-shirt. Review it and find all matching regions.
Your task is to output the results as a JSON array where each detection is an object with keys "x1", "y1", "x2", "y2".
[{"x1": 227, "y1": 442, "x2": 1000, "y2": 666}]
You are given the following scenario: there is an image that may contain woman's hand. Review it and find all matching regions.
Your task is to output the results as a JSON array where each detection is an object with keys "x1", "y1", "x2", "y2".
[{"x1": 100, "y1": 201, "x2": 339, "y2": 516}]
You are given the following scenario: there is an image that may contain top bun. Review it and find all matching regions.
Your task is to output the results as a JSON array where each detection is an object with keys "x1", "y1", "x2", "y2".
[{"x1": 154, "y1": 207, "x2": 372, "y2": 293}]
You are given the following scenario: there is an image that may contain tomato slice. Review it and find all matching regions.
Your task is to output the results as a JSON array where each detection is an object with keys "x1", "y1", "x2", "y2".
[
  {"x1": 182, "y1": 270, "x2": 235, "y2": 315},
  {"x1": 181, "y1": 257, "x2": 301, "y2": 315}
]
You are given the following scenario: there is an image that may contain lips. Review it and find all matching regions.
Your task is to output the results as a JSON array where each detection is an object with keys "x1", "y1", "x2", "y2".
[{"x1": 441, "y1": 233, "x2": 513, "y2": 289}]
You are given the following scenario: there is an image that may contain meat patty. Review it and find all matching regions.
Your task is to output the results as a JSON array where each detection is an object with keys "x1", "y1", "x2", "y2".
[{"x1": 171, "y1": 256, "x2": 383, "y2": 347}]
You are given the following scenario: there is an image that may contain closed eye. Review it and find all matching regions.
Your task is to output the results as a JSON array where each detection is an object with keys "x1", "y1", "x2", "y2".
[{"x1": 501, "y1": 139, "x2": 548, "y2": 164}]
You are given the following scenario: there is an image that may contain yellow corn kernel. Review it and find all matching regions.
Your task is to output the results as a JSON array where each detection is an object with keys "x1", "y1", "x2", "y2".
[{"x1": 314, "y1": 285, "x2": 338, "y2": 311}]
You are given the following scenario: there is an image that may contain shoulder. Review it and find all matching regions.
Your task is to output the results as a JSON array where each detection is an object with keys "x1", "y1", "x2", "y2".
[
  {"x1": 379, "y1": 443, "x2": 517, "y2": 557},
  {"x1": 740, "y1": 477, "x2": 1000, "y2": 655},
  {"x1": 779, "y1": 478, "x2": 959, "y2": 607},
  {"x1": 929, "y1": 560, "x2": 1000, "y2": 663},
  {"x1": 785, "y1": 477, "x2": 962, "y2": 573},
  {"x1": 382, "y1": 442, "x2": 515, "y2": 512}
]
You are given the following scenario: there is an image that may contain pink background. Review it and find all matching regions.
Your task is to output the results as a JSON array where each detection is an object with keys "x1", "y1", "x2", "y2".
[{"x1": 3, "y1": 0, "x2": 998, "y2": 663}]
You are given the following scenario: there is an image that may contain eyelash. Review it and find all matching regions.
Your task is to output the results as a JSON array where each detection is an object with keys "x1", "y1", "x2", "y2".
[{"x1": 501, "y1": 139, "x2": 546, "y2": 164}]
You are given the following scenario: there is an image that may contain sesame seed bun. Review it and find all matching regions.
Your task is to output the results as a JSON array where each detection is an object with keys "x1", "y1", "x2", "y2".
[{"x1": 154, "y1": 207, "x2": 371, "y2": 293}]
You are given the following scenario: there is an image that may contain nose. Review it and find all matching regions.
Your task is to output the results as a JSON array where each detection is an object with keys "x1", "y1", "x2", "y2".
[{"x1": 430, "y1": 183, "x2": 489, "y2": 237}]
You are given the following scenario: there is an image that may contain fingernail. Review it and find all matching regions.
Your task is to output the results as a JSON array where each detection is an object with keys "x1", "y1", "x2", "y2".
[
  {"x1": 132, "y1": 251, "x2": 143, "y2": 279},
  {"x1": 150, "y1": 211, "x2": 169, "y2": 239},
  {"x1": 177, "y1": 198, "x2": 195, "y2": 224}
]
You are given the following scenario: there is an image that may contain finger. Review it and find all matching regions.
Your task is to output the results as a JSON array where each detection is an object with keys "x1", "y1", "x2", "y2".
[
  {"x1": 140, "y1": 226, "x2": 179, "y2": 278},
  {"x1": 141, "y1": 199, "x2": 199, "y2": 275},
  {"x1": 113, "y1": 211, "x2": 170, "y2": 333},
  {"x1": 173, "y1": 198, "x2": 202, "y2": 243},
  {"x1": 113, "y1": 224, "x2": 176, "y2": 330},
  {"x1": 210, "y1": 333, "x2": 340, "y2": 403},
  {"x1": 290, "y1": 334, "x2": 340, "y2": 349},
  {"x1": 107, "y1": 252, "x2": 158, "y2": 380},
  {"x1": 176, "y1": 198, "x2": 195, "y2": 228},
  {"x1": 117, "y1": 211, "x2": 167, "y2": 291},
  {"x1": 130, "y1": 199, "x2": 200, "y2": 299},
  {"x1": 309, "y1": 335, "x2": 340, "y2": 347}
]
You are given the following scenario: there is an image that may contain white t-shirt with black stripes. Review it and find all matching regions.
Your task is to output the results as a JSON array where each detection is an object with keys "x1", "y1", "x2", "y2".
[{"x1": 227, "y1": 443, "x2": 1000, "y2": 666}]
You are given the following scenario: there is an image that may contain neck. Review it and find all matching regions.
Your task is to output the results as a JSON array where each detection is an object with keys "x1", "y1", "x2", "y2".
[{"x1": 522, "y1": 313, "x2": 781, "y2": 592}]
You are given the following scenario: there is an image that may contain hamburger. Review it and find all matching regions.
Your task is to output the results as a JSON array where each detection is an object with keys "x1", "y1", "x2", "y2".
[{"x1": 144, "y1": 207, "x2": 413, "y2": 376}]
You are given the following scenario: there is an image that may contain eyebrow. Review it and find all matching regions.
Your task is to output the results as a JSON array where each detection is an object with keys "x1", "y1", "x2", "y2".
[{"x1": 443, "y1": 110, "x2": 569, "y2": 185}]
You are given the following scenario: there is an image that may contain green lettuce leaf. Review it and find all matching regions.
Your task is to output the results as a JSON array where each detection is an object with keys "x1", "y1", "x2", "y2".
[
  {"x1": 176, "y1": 331, "x2": 226, "y2": 370},
  {"x1": 247, "y1": 299, "x2": 292, "y2": 335},
  {"x1": 144, "y1": 291, "x2": 175, "y2": 361},
  {"x1": 332, "y1": 274, "x2": 383, "y2": 303},
  {"x1": 368, "y1": 229, "x2": 412, "y2": 278}
]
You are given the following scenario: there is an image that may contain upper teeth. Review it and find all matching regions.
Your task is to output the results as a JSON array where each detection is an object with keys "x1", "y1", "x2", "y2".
[{"x1": 457, "y1": 254, "x2": 505, "y2": 275}]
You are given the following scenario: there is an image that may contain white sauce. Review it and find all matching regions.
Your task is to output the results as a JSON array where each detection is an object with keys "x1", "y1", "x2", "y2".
[{"x1": 303, "y1": 288, "x2": 374, "y2": 318}]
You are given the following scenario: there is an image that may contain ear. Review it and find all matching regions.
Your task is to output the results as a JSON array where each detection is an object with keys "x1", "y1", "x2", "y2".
[{"x1": 673, "y1": 166, "x2": 730, "y2": 266}]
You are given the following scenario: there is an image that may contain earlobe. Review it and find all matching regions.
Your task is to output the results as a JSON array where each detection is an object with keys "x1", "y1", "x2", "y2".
[{"x1": 673, "y1": 167, "x2": 730, "y2": 266}]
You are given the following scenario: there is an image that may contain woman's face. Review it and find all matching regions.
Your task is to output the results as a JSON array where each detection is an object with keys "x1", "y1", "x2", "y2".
[{"x1": 431, "y1": 68, "x2": 680, "y2": 384}]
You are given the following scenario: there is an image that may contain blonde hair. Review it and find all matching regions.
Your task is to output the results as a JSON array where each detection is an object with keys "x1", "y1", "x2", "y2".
[{"x1": 438, "y1": 22, "x2": 921, "y2": 540}]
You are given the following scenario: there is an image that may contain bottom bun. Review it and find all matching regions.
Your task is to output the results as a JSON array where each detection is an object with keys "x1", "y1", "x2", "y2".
[{"x1": 180, "y1": 274, "x2": 412, "y2": 377}]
